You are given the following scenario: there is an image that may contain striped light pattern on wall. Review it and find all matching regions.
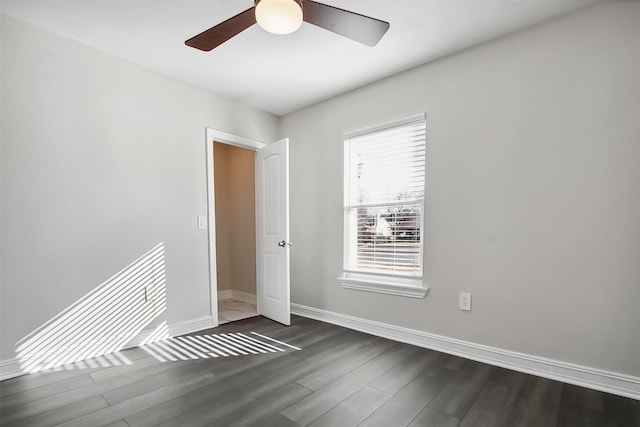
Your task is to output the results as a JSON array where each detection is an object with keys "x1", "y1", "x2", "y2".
[{"x1": 15, "y1": 243, "x2": 167, "y2": 373}]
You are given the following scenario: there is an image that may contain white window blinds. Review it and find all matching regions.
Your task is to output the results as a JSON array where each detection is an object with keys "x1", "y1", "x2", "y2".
[{"x1": 344, "y1": 115, "x2": 426, "y2": 278}]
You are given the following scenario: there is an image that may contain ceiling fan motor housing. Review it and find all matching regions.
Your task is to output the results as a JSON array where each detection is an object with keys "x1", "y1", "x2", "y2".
[{"x1": 254, "y1": 0, "x2": 303, "y2": 8}]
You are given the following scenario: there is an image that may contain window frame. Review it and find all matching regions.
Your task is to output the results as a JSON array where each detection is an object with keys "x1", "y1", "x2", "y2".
[{"x1": 338, "y1": 114, "x2": 429, "y2": 299}]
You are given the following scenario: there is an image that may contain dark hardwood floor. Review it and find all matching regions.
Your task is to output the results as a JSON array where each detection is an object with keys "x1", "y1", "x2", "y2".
[{"x1": 1, "y1": 315, "x2": 638, "y2": 426}]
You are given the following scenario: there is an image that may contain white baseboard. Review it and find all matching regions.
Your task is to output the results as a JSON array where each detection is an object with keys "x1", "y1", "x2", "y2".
[
  {"x1": 125, "y1": 315, "x2": 216, "y2": 348},
  {"x1": 218, "y1": 290, "x2": 256, "y2": 305},
  {"x1": 169, "y1": 315, "x2": 216, "y2": 336},
  {"x1": 0, "y1": 315, "x2": 216, "y2": 382},
  {"x1": 291, "y1": 303, "x2": 640, "y2": 400},
  {"x1": 218, "y1": 290, "x2": 233, "y2": 301},
  {"x1": 0, "y1": 358, "x2": 22, "y2": 381}
]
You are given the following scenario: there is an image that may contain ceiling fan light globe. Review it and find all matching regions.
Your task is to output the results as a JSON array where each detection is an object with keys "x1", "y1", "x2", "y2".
[{"x1": 255, "y1": 0, "x2": 303, "y2": 35}]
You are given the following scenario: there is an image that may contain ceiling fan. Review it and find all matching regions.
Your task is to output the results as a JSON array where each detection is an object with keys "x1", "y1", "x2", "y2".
[{"x1": 185, "y1": 0, "x2": 390, "y2": 52}]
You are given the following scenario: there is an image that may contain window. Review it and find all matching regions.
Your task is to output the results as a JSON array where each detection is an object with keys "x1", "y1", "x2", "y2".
[{"x1": 339, "y1": 114, "x2": 428, "y2": 298}]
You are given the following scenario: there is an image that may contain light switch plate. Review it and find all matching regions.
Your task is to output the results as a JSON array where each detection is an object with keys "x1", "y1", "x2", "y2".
[{"x1": 197, "y1": 215, "x2": 207, "y2": 230}]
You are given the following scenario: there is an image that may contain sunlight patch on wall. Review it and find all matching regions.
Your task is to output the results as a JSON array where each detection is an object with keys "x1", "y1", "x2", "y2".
[
  {"x1": 139, "y1": 331, "x2": 301, "y2": 362},
  {"x1": 15, "y1": 243, "x2": 167, "y2": 373}
]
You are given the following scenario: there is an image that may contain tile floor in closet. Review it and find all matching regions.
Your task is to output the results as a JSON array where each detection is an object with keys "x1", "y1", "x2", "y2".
[{"x1": 218, "y1": 298, "x2": 258, "y2": 324}]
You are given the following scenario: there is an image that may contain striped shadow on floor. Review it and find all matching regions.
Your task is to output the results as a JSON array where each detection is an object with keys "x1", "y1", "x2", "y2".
[{"x1": 139, "y1": 331, "x2": 302, "y2": 362}]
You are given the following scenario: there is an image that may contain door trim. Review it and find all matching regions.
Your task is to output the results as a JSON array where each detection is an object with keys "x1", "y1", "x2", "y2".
[{"x1": 205, "y1": 128, "x2": 266, "y2": 328}]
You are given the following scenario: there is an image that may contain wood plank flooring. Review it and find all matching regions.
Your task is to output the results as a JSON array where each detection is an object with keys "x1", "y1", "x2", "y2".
[{"x1": 1, "y1": 315, "x2": 638, "y2": 427}]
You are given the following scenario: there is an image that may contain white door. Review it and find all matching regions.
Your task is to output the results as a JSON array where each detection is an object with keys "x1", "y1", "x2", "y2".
[{"x1": 256, "y1": 138, "x2": 290, "y2": 325}]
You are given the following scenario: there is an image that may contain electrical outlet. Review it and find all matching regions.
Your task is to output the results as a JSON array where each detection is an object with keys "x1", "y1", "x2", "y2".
[{"x1": 459, "y1": 292, "x2": 472, "y2": 311}]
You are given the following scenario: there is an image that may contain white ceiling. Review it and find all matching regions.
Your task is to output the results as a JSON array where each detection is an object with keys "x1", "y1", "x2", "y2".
[{"x1": 1, "y1": 0, "x2": 598, "y2": 116}]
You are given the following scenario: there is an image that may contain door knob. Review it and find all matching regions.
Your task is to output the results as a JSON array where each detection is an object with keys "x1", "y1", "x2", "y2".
[{"x1": 278, "y1": 240, "x2": 292, "y2": 247}]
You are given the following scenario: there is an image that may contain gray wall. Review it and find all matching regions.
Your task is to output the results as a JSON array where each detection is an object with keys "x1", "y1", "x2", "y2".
[
  {"x1": 279, "y1": 1, "x2": 640, "y2": 376},
  {"x1": 0, "y1": 15, "x2": 278, "y2": 360}
]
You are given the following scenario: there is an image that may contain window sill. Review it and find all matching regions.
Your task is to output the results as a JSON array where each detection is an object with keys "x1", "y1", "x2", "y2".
[{"x1": 338, "y1": 273, "x2": 429, "y2": 299}]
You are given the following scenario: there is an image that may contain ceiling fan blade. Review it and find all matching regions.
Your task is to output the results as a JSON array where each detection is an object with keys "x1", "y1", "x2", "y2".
[
  {"x1": 185, "y1": 7, "x2": 256, "y2": 51},
  {"x1": 302, "y1": 0, "x2": 390, "y2": 47}
]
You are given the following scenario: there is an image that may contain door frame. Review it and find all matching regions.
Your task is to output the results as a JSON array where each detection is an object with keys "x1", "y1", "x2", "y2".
[{"x1": 205, "y1": 127, "x2": 266, "y2": 327}]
